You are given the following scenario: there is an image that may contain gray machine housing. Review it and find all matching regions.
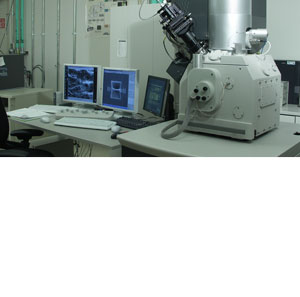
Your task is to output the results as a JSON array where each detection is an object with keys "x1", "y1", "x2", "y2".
[
  {"x1": 179, "y1": 54, "x2": 281, "y2": 140},
  {"x1": 174, "y1": 0, "x2": 266, "y2": 41},
  {"x1": 164, "y1": 0, "x2": 281, "y2": 141}
]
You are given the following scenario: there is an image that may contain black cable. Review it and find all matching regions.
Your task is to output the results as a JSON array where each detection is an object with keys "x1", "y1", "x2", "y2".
[
  {"x1": 32, "y1": 65, "x2": 45, "y2": 88},
  {"x1": 163, "y1": 37, "x2": 175, "y2": 61}
]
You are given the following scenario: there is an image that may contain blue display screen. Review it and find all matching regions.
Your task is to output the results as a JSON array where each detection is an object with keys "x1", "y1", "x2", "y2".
[
  {"x1": 102, "y1": 69, "x2": 136, "y2": 112},
  {"x1": 143, "y1": 76, "x2": 169, "y2": 117},
  {"x1": 64, "y1": 65, "x2": 98, "y2": 104}
]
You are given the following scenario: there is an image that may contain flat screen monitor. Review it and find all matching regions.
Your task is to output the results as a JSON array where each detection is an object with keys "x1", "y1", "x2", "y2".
[
  {"x1": 101, "y1": 67, "x2": 139, "y2": 114},
  {"x1": 63, "y1": 64, "x2": 101, "y2": 105},
  {"x1": 143, "y1": 75, "x2": 170, "y2": 117},
  {"x1": 275, "y1": 60, "x2": 300, "y2": 105}
]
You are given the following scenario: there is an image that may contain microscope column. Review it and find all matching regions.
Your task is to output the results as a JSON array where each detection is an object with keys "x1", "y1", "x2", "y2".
[{"x1": 209, "y1": 0, "x2": 252, "y2": 51}]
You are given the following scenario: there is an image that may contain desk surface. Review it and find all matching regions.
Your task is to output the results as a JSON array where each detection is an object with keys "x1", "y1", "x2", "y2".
[
  {"x1": 118, "y1": 121, "x2": 300, "y2": 157},
  {"x1": 281, "y1": 104, "x2": 300, "y2": 117},
  {"x1": 11, "y1": 117, "x2": 121, "y2": 149},
  {"x1": 0, "y1": 88, "x2": 53, "y2": 98}
]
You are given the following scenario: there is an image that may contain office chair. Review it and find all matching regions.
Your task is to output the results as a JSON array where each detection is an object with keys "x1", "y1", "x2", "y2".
[{"x1": 0, "y1": 99, "x2": 53, "y2": 157}]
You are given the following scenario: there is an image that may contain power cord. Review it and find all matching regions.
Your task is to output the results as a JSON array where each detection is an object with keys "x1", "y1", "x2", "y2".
[
  {"x1": 163, "y1": 36, "x2": 174, "y2": 61},
  {"x1": 262, "y1": 41, "x2": 272, "y2": 55},
  {"x1": 139, "y1": 0, "x2": 163, "y2": 21},
  {"x1": 161, "y1": 98, "x2": 193, "y2": 139},
  {"x1": 32, "y1": 64, "x2": 45, "y2": 88}
]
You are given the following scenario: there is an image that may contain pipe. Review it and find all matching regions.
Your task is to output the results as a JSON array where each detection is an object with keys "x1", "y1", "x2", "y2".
[
  {"x1": 56, "y1": 0, "x2": 61, "y2": 91},
  {"x1": 31, "y1": 0, "x2": 35, "y2": 87},
  {"x1": 42, "y1": 0, "x2": 46, "y2": 87},
  {"x1": 20, "y1": 0, "x2": 24, "y2": 53},
  {"x1": 8, "y1": 0, "x2": 14, "y2": 51},
  {"x1": 15, "y1": 0, "x2": 19, "y2": 53},
  {"x1": 73, "y1": 0, "x2": 77, "y2": 64}
]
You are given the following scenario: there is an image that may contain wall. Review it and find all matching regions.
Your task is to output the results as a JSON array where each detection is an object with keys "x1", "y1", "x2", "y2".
[
  {"x1": 24, "y1": 0, "x2": 115, "y2": 91},
  {"x1": 110, "y1": 5, "x2": 176, "y2": 114},
  {"x1": 22, "y1": 0, "x2": 141, "y2": 91},
  {"x1": 267, "y1": 0, "x2": 300, "y2": 60},
  {"x1": 0, "y1": 0, "x2": 9, "y2": 54},
  {"x1": 2, "y1": 0, "x2": 300, "y2": 92}
]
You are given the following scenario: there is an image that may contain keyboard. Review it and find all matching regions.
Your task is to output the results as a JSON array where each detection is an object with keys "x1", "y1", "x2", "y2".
[
  {"x1": 116, "y1": 117, "x2": 156, "y2": 130},
  {"x1": 54, "y1": 117, "x2": 116, "y2": 131},
  {"x1": 30, "y1": 105, "x2": 114, "y2": 120}
]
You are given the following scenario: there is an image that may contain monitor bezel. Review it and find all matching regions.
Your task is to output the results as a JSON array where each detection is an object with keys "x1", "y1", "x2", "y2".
[
  {"x1": 63, "y1": 64, "x2": 102, "y2": 106},
  {"x1": 100, "y1": 67, "x2": 139, "y2": 114},
  {"x1": 143, "y1": 75, "x2": 170, "y2": 118}
]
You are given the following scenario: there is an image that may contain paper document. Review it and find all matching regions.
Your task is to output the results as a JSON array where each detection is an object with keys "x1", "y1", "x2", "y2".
[
  {"x1": 7, "y1": 108, "x2": 48, "y2": 119},
  {"x1": 29, "y1": 104, "x2": 62, "y2": 113},
  {"x1": 0, "y1": 57, "x2": 5, "y2": 67}
]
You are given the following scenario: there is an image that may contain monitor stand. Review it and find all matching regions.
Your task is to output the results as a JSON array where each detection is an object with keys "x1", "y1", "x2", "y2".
[
  {"x1": 114, "y1": 111, "x2": 135, "y2": 119},
  {"x1": 72, "y1": 103, "x2": 98, "y2": 110}
]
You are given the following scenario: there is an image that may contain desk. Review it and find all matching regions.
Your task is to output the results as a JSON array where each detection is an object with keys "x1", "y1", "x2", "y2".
[
  {"x1": 118, "y1": 121, "x2": 300, "y2": 157},
  {"x1": 280, "y1": 104, "x2": 300, "y2": 124},
  {"x1": 11, "y1": 117, "x2": 122, "y2": 157},
  {"x1": 0, "y1": 88, "x2": 53, "y2": 139}
]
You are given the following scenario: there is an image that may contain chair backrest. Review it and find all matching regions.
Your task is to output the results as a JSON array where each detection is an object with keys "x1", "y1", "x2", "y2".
[{"x1": 0, "y1": 99, "x2": 9, "y2": 145}]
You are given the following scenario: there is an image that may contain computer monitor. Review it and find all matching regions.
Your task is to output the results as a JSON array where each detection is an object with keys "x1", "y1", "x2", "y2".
[
  {"x1": 63, "y1": 64, "x2": 101, "y2": 106},
  {"x1": 143, "y1": 75, "x2": 170, "y2": 117},
  {"x1": 100, "y1": 67, "x2": 139, "y2": 114}
]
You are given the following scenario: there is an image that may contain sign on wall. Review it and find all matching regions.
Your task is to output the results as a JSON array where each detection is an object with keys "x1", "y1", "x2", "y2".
[
  {"x1": 85, "y1": 0, "x2": 127, "y2": 36},
  {"x1": 0, "y1": 18, "x2": 5, "y2": 29}
]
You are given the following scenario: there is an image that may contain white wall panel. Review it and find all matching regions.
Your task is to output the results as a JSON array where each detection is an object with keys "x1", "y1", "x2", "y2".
[
  {"x1": 45, "y1": 0, "x2": 58, "y2": 90},
  {"x1": 110, "y1": 4, "x2": 175, "y2": 114},
  {"x1": 267, "y1": 0, "x2": 300, "y2": 60}
]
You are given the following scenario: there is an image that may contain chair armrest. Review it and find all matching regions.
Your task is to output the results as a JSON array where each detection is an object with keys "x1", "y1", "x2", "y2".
[
  {"x1": 0, "y1": 149, "x2": 30, "y2": 157},
  {"x1": 11, "y1": 129, "x2": 44, "y2": 139},
  {"x1": 10, "y1": 129, "x2": 44, "y2": 148}
]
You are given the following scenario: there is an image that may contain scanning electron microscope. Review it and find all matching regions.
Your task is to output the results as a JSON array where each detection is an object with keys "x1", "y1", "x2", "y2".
[{"x1": 158, "y1": 0, "x2": 282, "y2": 141}]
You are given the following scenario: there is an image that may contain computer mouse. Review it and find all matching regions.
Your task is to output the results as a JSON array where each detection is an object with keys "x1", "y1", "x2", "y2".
[
  {"x1": 111, "y1": 125, "x2": 121, "y2": 133},
  {"x1": 111, "y1": 133, "x2": 118, "y2": 140},
  {"x1": 40, "y1": 116, "x2": 51, "y2": 123}
]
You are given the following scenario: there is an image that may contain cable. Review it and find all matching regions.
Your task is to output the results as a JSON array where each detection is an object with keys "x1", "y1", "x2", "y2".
[
  {"x1": 161, "y1": 81, "x2": 225, "y2": 139},
  {"x1": 139, "y1": 0, "x2": 162, "y2": 21},
  {"x1": 161, "y1": 98, "x2": 193, "y2": 139},
  {"x1": 74, "y1": 141, "x2": 80, "y2": 157},
  {"x1": 32, "y1": 65, "x2": 45, "y2": 88},
  {"x1": 260, "y1": 41, "x2": 267, "y2": 54},
  {"x1": 163, "y1": 36, "x2": 174, "y2": 61},
  {"x1": 89, "y1": 145, "x2": 93, "y2": 157},
  {"x1": 262, "y1": 41, "x2": 272, "y2": 55}
]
